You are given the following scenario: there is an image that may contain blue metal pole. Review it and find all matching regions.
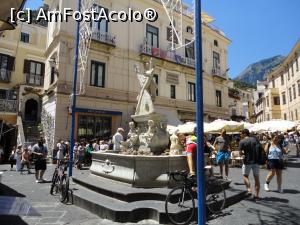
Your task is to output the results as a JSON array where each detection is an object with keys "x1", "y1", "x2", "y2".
[
  {"x1": 195, "y1": 0, "x2": 206, "y2": 224},
  {"x1": 69, "y1": 0, "x2": 82, "y2": 177}
]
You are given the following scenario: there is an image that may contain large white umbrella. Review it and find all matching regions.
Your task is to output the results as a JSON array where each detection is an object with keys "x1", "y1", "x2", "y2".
[
  {"x1": 250, "y1": 120, "x2": 297, "y2": 133},
  {"x1": 204, "y1": 119, "x2": 244, "y2": 133},
  {"x1": 242, "y1": 122, "x2": 254, "y2": 130},
  {"x1": 0, "y1": 1, "x2": 27, "y2": 31}
]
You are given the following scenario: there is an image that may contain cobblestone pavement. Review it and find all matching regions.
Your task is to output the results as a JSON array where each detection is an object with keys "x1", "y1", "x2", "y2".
[
  {"x1": 0, "y1": 145, "x2": 299, "y2": 225},
  {"x1": 208, "y1": 145, "x2": 300, "y2": 225}
]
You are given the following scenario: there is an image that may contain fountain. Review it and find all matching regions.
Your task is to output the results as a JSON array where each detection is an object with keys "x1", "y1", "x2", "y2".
[{"x1": 90, "y1": 59, "x2": 187, "y2": 187}]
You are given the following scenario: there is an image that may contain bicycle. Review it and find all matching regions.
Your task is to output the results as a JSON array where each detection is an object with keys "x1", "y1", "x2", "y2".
[
  {"x1": 165, "y1": 170, "x2": 226, "y2": 225},
  {"x1": 50, "y1": 159, "x2": 70, "y2": 203}
]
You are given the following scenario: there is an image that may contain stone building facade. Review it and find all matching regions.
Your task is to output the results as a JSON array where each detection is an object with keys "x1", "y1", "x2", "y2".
[{"x1": 42, "y1": 0, "x2": 231, "y2": 147}]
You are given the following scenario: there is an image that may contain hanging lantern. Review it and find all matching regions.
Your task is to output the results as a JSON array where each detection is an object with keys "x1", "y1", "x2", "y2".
[{"x1": 0, "y1": 0, "x2": 27, "y2": 31}]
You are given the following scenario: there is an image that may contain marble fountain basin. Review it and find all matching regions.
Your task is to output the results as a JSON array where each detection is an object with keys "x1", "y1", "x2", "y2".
[{"x1": 90, "y1": 152, "x2": 188, "y2": 188}]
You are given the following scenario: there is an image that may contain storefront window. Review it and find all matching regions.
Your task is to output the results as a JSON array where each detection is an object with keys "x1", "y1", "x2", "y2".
[{"x1": 77, "y1": 115, "x2": 112, "y2": 141}]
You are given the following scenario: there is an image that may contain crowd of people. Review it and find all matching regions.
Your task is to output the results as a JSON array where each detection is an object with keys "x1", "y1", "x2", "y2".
[
  {"x1": 6, "y1": 125, "x2": 300, "y2": 199},
  {"x1": 185, "y1": 129, "x2": 300, "y2": 200}
]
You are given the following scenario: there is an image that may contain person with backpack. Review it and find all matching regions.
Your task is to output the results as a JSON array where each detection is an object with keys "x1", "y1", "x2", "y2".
[
  {"x1": 264, "y1": 133, "x2": 286, "y2": 193},
  {"x1": 238, "y1": 129, "x2": 265, "y2": 200}
]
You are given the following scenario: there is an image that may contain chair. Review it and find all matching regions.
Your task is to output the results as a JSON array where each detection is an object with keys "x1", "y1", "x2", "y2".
[{"x1": 231, "y1": 151, "x2": 243, "y2": 167}]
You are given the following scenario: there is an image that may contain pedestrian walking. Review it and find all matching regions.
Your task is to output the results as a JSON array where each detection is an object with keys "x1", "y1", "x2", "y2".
[
  {"x1": 264, "y1": 134, "x2": 286, "y2": 193},
  {"x1": 238, "y1": 129, "x2": 264, "y2": 199},
  {"x1": 9, "y1": 146, "x2": 16, "y2": 171},
  {"x1": 213, "y1": 129, "x2": 230, "y2": 179},
  {"x1": 20, "y1": 147, "x2": 31, "y2": 174},
  {"x1": 295, "y1": 131, "x2": 300, "y2": 157},
  {"x1": 32, "y1": 138, "x2": 48, "y2": 183},
  {"x1": 15, "y1": 144, "x2": 23, "y2": 172}
]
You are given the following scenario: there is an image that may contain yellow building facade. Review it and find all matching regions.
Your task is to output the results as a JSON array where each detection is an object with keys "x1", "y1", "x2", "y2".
[
  {"x1": 267, "y1": 40, "x2": 300, "y2": 121},
  {"x1": 0, "y1": 22, "x2": 47, "y2": 154}
]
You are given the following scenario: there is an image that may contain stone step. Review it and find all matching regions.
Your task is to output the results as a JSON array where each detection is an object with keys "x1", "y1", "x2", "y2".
[
  {"x1": 72, "y1": 174, "x2": 171, "y2": 202},
  {"x1": 71, "y1": 171, "x2": 247, "y2": 223},
  {"x1": 72, "y1": 184, "x2": 170, "y2": 223}
]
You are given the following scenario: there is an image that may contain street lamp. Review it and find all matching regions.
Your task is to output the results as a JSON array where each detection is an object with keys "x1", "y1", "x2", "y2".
[{"x1": 0, "y1": 0, "x2": 27, "y2": 31}]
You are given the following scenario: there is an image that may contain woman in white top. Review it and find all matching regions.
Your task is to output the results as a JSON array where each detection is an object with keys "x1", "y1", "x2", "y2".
[
  {"x1": 15, "y1": 145, "x2": 23, "y2": 172},
  {"x1": 264, "y1": 134, "x2": 286, "y2": 193}
]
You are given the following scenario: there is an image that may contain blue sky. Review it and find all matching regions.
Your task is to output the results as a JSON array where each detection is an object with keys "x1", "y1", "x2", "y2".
[{"x1": 25, "y1": 0, "x2": 300, "y2": 78}]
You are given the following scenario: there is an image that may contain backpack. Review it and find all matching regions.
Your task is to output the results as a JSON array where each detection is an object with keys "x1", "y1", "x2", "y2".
[{"x1": 256, "y1": 142, "x2": 267, "y2": 165}]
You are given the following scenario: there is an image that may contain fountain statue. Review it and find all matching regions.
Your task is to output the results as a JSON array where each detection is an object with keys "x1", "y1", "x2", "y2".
[
  {"x1": 131, "y1": 59, "x2": 169, "y2": 155},
  {"x1": 90, "y1": 59, "x2": 187, "y2": 187}
]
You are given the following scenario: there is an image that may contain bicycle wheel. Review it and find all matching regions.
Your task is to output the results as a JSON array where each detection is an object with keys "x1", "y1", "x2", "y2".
[
  {"x1": 59, "y1": 174, "x2": 69, "y2": 203},
  {"x1": 50, "y1": 169, "x2": 59, "y2": 195},
  {"x1": 206, "y1": 179, "x2": 226, "y2": 214},
  {"x1": 165, "y1": 186, "x2": 195, "y2": 225}
]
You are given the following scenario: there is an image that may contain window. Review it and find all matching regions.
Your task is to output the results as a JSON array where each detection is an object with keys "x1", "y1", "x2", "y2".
[
  {"x1": 91, "y1": 5, "x2": 108, "y2": 33},
  {"x1": 298, "y1": 82, "x2": 300, "y2": 96},
  {"x1": 289, "y1": 87, "x2": 292, "y2": 102},
  {"x1": 267, "y1": 114, "x2": 270, "y2": 121},
  {"x1": 284, "y1": 113, "x2": 287, "y2": 120},
  {"x1": 147, "y1": 24, "x2": 159, "y2": 48},
  {"x1": 266, "y1": 96, "x2": 269, "y2": 107},
  {"x1": 213, "y1": 51, "x2": 220, "y2": 69},
  {"x1": 287, "y1": 68, "x2": 290, "y2": 80},
  {"x1": 296, "y1": 57, "x2": 299, "y2": 71},
  {"x1": 186, "y1": 26, "x2": 193, "y2": 34},
  {"x1": 281, "y1": 73, "x2": 284, "y2": 85},
  {"x1": 167, "y1": 26, "x2": 178, "y2": 44},
  {"x1": 23, "y1": 60, "x2": 45, "y2": 86},
  {"x1": 216, "y1": 90, "x2": 222, "y2": 107},
  {"x1": 282, "y1": 92, "x2": 286, "y2": 105},
  {"x1": 170, "y1": 85, "x2": 176, "y2": 99},
  {"x1": 0, "y1": 54, "x2": 14, "y2": 82},
  {"x1": 258, "y1": 93, "x2": 263, "y2": 99},
  {"x1": 293, "y1": 84, "x2": 296, "y2": 99},
  {"x1": 78, "y1": 115, "x2": 112, "y2": 141},
  {"x1": 273, "y1": 96, "x2": 280, "y2": 105},
  {"x1": 291, "y1": 63, "x2": 294, "y2": 76},
  {"x1": 214, "y1": 40, "x2": 218, "y2": 47},
  {"x1": 20, "y1": 32, "x2": 30, "y2": 43},
  {"x1": 296, "y1": 109, "x2": 298, "y2": 120},
  {"x1": 50, "y1": 67, "x2": 55, "y2": 85},
  {"x1": 232, "y1": 108, "x2": 236, "y2": 116},
  {"x1": 272, "y1": 80, "x2": 275, "y2": 88},
  {"x1": 185, "y1": 39, "x2": 194, "y2": 59},
  {"x1": 187, "y1": 82, "x2": 196, "y2": 102},
  {"x1": 291, "y1": 111, "x2": 294, "y2": 121},
  {"x1": 90, "y1": 61, "x2": 105, "y2": 87},
  {"x1": 153, "y1": 74, "x2": 159, "y2": 96}
]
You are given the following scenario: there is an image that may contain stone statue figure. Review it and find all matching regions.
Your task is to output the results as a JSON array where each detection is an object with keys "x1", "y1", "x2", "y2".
[
  {"x1": 127, "y1": 122, "x2": 139, "y2": 150},
  {"x1": 169, "y1": 129, "x2": 183, "y2": 155},
  {"x1": 134, "y1": 59, "x2": 158, "y2": 115}
]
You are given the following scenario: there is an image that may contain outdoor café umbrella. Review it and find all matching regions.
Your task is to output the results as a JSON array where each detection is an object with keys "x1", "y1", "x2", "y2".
[
  {"x1": 204, "y1": 119, "x2": 244, "y2": 133},
  {"x1": 0, "y1": 0, "x2": 26, "y2": 31},
  {"x1": 250, "y1": 120, "x2": 297, "y2": 133}
]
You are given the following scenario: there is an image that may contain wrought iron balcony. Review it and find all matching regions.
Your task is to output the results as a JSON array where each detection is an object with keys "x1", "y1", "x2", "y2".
[
  {"x1": 212, "y1": 67, "x2": 226, "y2": 79},
  {"x1": 25, "y1": 74, "x2": 44, "y2": 86},
  {"x1": 0, "y1": 70, "x2": 11, "y2": 83},
  {"x1": 0, "y1": 99, "x2": 17, "y2": 113},
  {"x1": 92, "y1": 31, "x2": 116, "y2": 47},
  {"x1": 140, "y1": 43, "x2": 195, "y2": 68}
]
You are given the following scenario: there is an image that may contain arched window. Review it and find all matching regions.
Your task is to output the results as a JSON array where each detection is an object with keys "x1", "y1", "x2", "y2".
[{"x1": 186, "y1": 26, "x2": 193, "y2": 34}]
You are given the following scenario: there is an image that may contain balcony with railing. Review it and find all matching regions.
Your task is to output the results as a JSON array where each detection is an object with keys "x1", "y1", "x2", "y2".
[
  {"x1": 140, "y1": 43, "x2": 195, "y2": 68},
  {"x1": 0, "y1": 70, "x2": 11, "y2": 83},
  {"x1": 25, "y1": 74, "x2": 44, "y2": 86},
  {"x1": 0, "y1": 99, "x2": 18, "y2": 113},
  {"x1": 212, "y1": 67, "x2": 227, "y2": 80},
  {"x1": 92, "y1": 31, "x2": 116, "y2": 47}
]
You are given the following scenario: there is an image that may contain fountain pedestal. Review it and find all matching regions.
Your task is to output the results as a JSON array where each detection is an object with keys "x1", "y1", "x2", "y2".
[{"x1": 90, "y1": 152, "x2": 187, "y2": 187}]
